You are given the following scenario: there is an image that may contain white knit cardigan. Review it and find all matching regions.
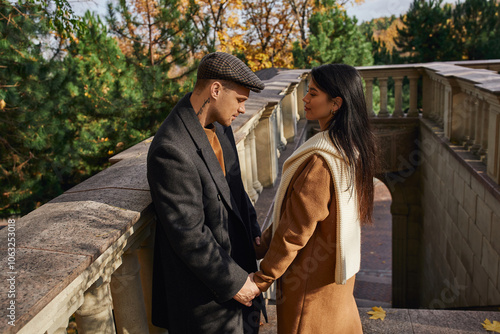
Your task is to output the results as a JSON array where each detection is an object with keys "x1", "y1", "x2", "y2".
[{"x1": 267, "y1": 131, "x2": 361, "y2": 285}]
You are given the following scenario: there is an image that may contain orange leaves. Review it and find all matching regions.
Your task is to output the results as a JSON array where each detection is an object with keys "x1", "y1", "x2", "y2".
[
  {"x1": 483, "y1": 319, "x2": 500, "y2": 333},
  {"x1": 367, "y1": 306, "x2": 386, "y2": 320},
  {"x1": 0, "y1": 99, "x2": 6, "y2": 110},
  {"x1": 242, "y1": 0, "x2": 297, "y2": 71},
  {"x1": 371, "y1": 18, "x2": 404, "y2": 54}
]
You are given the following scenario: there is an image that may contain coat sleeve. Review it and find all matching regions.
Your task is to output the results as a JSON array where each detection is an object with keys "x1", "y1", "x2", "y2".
[
  {"x1": 148, "y1": 143, "x2": 247, "y2": 302},
  {"x1": 253, "y1": 155, "x2": 333, "y2": 292}
]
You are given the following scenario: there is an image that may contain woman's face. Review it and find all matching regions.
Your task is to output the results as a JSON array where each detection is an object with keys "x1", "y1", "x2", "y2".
[{"x1": 303, "y1": 80, "x2": 335, "y2": 127}]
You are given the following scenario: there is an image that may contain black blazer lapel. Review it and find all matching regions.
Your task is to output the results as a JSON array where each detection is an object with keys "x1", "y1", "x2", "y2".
[
  {"x1": 176, "y1": 96, "x2": 233, "y2": 211},
  {"x1": 215, "y1": 123, "x2": 244, "y2": 221}
]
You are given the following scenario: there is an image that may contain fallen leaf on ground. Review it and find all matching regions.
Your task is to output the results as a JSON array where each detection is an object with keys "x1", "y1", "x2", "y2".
[
  {"x1": 482, "y1": 319, "x2": 500, "y2": 333},
  {"x1": 367, "y1": 306, "x2": 386, "y2": 321}
]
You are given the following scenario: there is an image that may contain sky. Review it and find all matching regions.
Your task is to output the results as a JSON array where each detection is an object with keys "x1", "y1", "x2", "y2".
[
  {"x1": 345, "y1": 0, "x2": 458, "y2": 22},
  {"x1": 72, "y1": 0, "x2": 460, "y2": 23}
]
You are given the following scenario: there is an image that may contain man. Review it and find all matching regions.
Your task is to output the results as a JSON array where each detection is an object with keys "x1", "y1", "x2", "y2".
[{"x1": 147, "y1": 52, "x2": 266, "y2": 334}]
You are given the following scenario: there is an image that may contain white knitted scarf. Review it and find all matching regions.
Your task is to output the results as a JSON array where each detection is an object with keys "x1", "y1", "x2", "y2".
[{"x1": 268, "y1": 131, "x2": 361, "y2": 284}]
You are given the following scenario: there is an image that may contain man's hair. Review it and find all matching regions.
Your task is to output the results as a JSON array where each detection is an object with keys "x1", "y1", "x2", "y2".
[{"x1": 193, "y1": 79, "x2": 238, "y2": 92}]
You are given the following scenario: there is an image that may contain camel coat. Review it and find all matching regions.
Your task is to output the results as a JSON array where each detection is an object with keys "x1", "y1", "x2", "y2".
[{"x1": 254, "y1": 154, "x2": 362, "y2": 334}]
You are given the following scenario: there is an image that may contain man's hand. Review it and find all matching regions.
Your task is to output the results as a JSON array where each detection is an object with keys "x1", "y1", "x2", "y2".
[
  {"x1": 233, "y1": 273, "x2": 261, "y2": 307},
  {"x1": 254, "y1": 236, "x2": 261, "y2": 246}
]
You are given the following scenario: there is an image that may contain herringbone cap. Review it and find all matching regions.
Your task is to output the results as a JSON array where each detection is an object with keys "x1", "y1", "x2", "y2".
[{"x1": 197, "y1": 52, "x2": 265, "y2": 93}]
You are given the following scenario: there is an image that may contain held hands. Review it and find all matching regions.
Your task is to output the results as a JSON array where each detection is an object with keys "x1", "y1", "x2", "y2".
[
  {"x1": 254, "y1": 236, "x2": 261, "y2": 246},
  {"x1": 233, "y1": 273, "x2": 261, "y2": 307}
]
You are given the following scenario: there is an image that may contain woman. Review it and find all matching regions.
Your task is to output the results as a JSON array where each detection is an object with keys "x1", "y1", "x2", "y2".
[{"x1": 253, "y1": 64, "x2": 377, "y2": 333}]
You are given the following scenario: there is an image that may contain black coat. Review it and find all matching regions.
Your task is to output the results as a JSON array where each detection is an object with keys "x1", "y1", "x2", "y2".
[{"x1": 147, "y1": 93, "x2": 264, "y2": 334}]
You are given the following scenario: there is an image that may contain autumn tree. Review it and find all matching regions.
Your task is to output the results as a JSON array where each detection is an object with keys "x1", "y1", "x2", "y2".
[
  {"x1": 191, "y1": 0, "x2": 246, "y2": 54},
  {"x1": 361, "y1": 16, "x2": 403, "y2": 65},
  {"x1": 288, "y1": 0, "x2": 315, "y2": 51},
  {"x1": 293, "y1": 0, "x2": 373, "y2": 68},
  {"x1": 241, "y1": 0, "x2": 297, "y2": 71}
]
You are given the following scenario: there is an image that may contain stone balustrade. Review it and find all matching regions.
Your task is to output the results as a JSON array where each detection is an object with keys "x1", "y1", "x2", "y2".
[
  {"x1": 1, "y1": 60, "x2": 500, "y2": 333},
  {"x1": 358, "y1": 64, "x2": 421, "y2": 117},
  {"x1": 357, "y1": 60, "x2": 500, "y2": 185},
  {"x1": 422, "y1": 63, "x2": 500, "y2": 185}
]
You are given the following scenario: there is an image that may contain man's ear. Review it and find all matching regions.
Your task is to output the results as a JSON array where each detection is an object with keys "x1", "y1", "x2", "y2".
[{"x1": 210, "y1": 81, "x2": 222, "y2": 100}]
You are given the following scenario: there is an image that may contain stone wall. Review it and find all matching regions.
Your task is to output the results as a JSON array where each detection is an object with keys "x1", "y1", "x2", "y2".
[{"x1": 419, "y1": 118, "x2": 500, "y2": 309}]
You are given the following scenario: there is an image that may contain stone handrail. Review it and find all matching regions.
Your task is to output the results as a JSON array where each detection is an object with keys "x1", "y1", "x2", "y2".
[
  {"x1": 356, "y1": 60, "x2": 500, "y2": 184},
  {"x1": 0, "y1": 69, "x2": 309, "y2": 334}
]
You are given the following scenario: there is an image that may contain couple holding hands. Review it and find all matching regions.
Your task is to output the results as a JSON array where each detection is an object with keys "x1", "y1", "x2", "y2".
[{"x1": 147, "y1": 52, "x2": 376, "y2": 334}]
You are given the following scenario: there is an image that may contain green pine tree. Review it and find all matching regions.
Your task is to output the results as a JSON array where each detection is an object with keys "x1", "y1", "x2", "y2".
[
  {"x1": 395, "y1": 0, "x2": 458, "y2": 63},
  {"x1": 452, "y1": 0, "x2": 500, "y2": 60},
  {"x1": 292, "y1": 0, "x2": 373, "y2": 68},
  {"x1": 0, "y1": 1, "x2": 58, "y2": 216},
  {"x1": 51, "y1": 12, "x2": 148, "y2": 185}
]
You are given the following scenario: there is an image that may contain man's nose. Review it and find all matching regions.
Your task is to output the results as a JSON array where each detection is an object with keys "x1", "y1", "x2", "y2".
[{"x1": 238, "y1": 104, "x2": 245, "y2": 114}]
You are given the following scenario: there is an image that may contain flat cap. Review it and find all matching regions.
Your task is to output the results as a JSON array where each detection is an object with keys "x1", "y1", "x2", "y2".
[{"x1": 197, "y1": 52, "x2": 265, "y2": 93}]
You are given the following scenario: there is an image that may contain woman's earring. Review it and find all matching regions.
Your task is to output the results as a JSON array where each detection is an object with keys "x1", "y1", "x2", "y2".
[{"x1": 330, "y1": 109, "x2": 334, "y2": 115}]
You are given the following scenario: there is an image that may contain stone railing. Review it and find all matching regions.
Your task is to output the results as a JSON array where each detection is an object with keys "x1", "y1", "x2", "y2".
[
  {"x1": 357, "y1": 60, "x2": 500, "y2": 185},
  {"x1": 358, "y1": 64, "x2": 421, "y2": 117},
  {"x1": 0, "y1": 69, "x2": 309, "y2": 334}
]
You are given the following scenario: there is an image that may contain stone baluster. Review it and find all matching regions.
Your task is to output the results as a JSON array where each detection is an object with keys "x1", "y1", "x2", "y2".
[
  {"x1": 255, "y1": 104, "x2": 278, "y2": 187},
  {"x1": 244, "y1": 133, "x2": 258, "y2": 202},
  {"x1": 408, "y1": 76, "x2": 419, "y2": 117},
  {"x1": 439, "y1": 83, "x2": 447, "y2": 128},
  {"x1": 460, "y1": 95, "x2": 470, "y2": 145},
  {"x1": 433, "y1": 79, "x2": 440, "y2": 121},
  {"x1": 293, "y1": 87, "x2": 300, "y2": 121},
  {"x1": 421, "y1": 74, "x2": 432, "y2": 119},
  {"x1": 443, "y1": 85, "x2": 452, "y2": 136},
  {"x1": 486, "y1": 98, "x2": 500, "y2": 182},
  {"x1": 464, "y1": 95, "x2": 477, "y2": 148},
  {"x1": 393, "y1": 77, "x2": 404, "y2": 117},
  {"x1": 378, "y1": 77, "x2": 389, "y2": 117},
  {"x1": 111, "y1": 249, "x2": 149, "y2": 334},
  {"x1": 471, "y1": 99, "x2": 483, "y2": 155},
  {"x1": 249, "y1": 128, "x2": 263, "y2": 194},
  {"x1": 428, "y1": 79, "x2": 437, "y2": 120},
  {"x1": 276, "y1": 103, "x2": 287, "y2": 153},
  {"x1": 297, "y1": 79, "x2": 307, "y2": 119},
  {"x1": 281, "y1": 88, "x2": 298, "y2": 141},
  {"x1": 364, "y1": 78, "x2": 375, "y2": 117},
  {"x1": 481, "y1": 102, "x2": 491, "y2": 163},
  {"x1": 75, "y1": 278, "x2": 116, "y2": 334},
  {"x1": 479, "y1": 101, "x2": 489, "y2": 159},
  {"x1": 237, "y1": 140, "x2": 250, "y2": 192}
]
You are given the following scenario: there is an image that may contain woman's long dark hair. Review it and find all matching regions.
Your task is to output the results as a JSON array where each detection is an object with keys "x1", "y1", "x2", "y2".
[{"x1": 311, "y1": 64, "x2": 377, "y2": 224}]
